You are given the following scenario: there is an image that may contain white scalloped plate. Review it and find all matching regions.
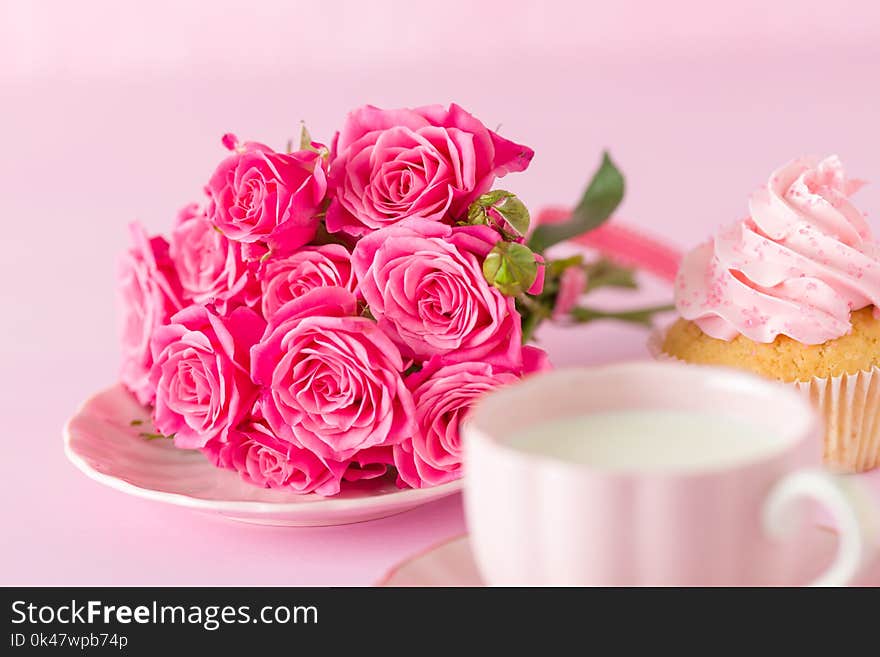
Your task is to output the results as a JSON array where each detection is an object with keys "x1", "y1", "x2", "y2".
[{"x1": 63, "y1": 385, "x2": 462, "y2": 526}]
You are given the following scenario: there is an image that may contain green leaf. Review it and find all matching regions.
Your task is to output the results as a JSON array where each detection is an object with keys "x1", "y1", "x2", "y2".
[
  {"x1": 528, "y1": 152, "x2": 625, "y2": 253},
  {"x1": 585, "y1": 258, "x2": 638, "y2": 292},
  {"x1": 495, "y1": 194, "x2": 530, "y2": 237},
  {"x1": 483, "y1": 242, "x2": 539, "y2": 297},
  {"x1": 516, "y1": 294, "x2": 551, "y2": 343},
  {"x1": 129, "y1": 419, "x2": 144, "y2": 426},
  {"x1": 520, "y1": 308, "x2": 542, "y2": 344},
  {"x1": 547, "y1": 254, "x2": 585, "y2": 277},
  {"x1": 570, "y1": 303, "x2": 675, "y2": 327}
]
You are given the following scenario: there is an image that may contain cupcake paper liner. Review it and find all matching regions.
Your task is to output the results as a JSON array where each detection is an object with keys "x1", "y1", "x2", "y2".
[{"x1": 647, "y1": 324, "x2": 880, "y2": 473}]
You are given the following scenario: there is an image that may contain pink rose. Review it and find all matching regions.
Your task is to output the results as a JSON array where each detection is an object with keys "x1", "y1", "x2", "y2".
[
  {"x1": 206, "y1": 136, "x2": 327, "y2": 256},
  {"x1": 251, "y1": 288, "x2": 415, "y2": 461},
  {"x1": 342, "y1": 446, "x2": 395, "y2": 483},
  {"x1": 170, "y1": 203, "x2": 260, "y2": 313},
  {"x1": 553, "y1": 266, "x2": 587, "y2": 320},
  {"x1": 352, "y1": 217, "x2": 523, "y2": 368},
  {"x1": 394, "y1": 357, "x2": 522, "y2": 488},
  {"x1": 259, "y1": 244, "x2": 356, "y2": 319},
  {"x1": 342, "y1": 445, "x2": 394, "y2": 481},
  {"x1": 117, "y1": 222, "x2": 184, "y2": 405},
  {"x1": 150, "y1": 304, "x2": 265, "y2": 448},
  {"x1": 326, "y1": 104, "x2": 534, "y2": 236},
  {"x1": 204, "y1": 421, "x2": 346, "y2": 496}
]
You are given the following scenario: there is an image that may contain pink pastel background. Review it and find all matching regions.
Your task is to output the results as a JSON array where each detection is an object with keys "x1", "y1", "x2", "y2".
[{"x1": 2, "y1": 0, "x2": 879, "y2": 585}]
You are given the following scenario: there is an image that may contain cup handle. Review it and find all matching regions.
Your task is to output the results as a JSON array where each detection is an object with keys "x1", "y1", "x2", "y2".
[{"x1": 762, "y1": 468, "x2": 878, "y2": 587}]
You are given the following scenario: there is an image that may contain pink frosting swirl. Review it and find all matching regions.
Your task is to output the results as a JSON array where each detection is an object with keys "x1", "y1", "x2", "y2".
[{"x1": 675, "y1": 156, "x2": 880, "y2": 344}]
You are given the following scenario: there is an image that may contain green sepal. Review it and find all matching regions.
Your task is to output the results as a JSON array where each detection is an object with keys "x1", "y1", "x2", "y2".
[
  {"x1": 483, "y1": 242, "x2": 539, "y2": 297},
  {"x1": 466, "y1": 190, "x2": 530, "y2": 240}
]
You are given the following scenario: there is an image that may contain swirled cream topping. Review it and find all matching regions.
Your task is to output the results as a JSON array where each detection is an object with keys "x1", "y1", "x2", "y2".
[{"x1": 676, "y1": 156, "x2": 880, "y2": 344}]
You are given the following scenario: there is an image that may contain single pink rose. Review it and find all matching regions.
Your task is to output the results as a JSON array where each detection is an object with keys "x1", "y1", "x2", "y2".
[
  {"x1": 325, "y1": 104, "x2": 534, "y2": 236},
  {"x1": 342, "y1": 446, "x2": 395, "y2": 483},
  {"x1": 553, "y1": 266, "x2": 588, "y2": 320},
  {"x1": 394, "y1": 357, "x2": 521, "y2": 488},
  {"x1": 206, "y1": 136, "x2": 327, "y2": 256},
  {"x1": 117, "y1": 222, "x2": 184, "y2": 406},
  {"x1": 251, "y1": 288, "x2": 415, "y2": 461},
  {"x1": 203, "y1": 420, "x2": 346, "y2": 496},
  {"x1": 259, "y1": 244, "x2": 356, "y2": 319},
  {"x1": 351, "y1": 217, "x2": 523, "y2": 368},
  {"x1": 170, "y1": 203, "x2": 260, "y2": 313},
  {"x1": 150, "y1": 304, "x2": 265, "y2": 448}
]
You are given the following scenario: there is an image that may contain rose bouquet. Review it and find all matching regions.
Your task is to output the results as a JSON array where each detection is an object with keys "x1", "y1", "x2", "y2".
[{"x1": 118, "y1": 103, "x2": 666, "y2": 496}]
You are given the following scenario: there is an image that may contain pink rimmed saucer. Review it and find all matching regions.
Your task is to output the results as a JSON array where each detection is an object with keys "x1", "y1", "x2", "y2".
[
  {"x1": 377, "y1": 530, "x2": 880, "y2": 586},
  {"x1": 63, "y1": 384, "x2": 462, "y2": 527}
]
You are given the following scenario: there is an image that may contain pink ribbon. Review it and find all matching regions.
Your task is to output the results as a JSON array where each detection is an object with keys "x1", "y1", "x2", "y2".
[{"x1": 536, "y1": 207, "x2": 683, "y2": 284}]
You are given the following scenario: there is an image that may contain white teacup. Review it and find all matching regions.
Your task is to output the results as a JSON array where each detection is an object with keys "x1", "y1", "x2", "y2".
[{"x1": 463, "y1": 362, "x2": 878, "y2": 586}]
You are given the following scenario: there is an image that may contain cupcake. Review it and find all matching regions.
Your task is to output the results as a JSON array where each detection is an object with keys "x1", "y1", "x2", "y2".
[{"x1": 655, "y1": 155, "x2": 880, "y2": 472}]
